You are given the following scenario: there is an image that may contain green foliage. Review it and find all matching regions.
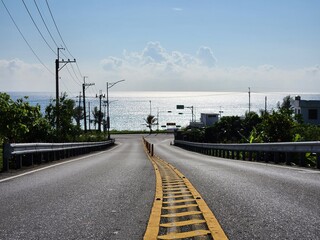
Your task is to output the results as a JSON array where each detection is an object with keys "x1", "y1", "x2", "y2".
[
  {"x1": 178, "y1": 95, "x2": 320, "y2": 144},
  {"x1": 73, "y1": 106, "x2": 84, "y2": 127},
  {"x1": 45, "y1": 92, "x2": 81, "y2": 142},
  {"x1": 144, "y1": 114, "x2": 157, "y2": 134},
  {"x1": 293, "y1": 124, "x2": 320, "y2": 141},
  {"x1": 0, "y1": 92, "x2": 52, "y2": 143},
  {"x1": 205, "y1": 116, "x2": 243, "y2": 143},
  {"x1": 91, "y1": 106, "x2": 103, "y2": 130},
  {"x1": 257, "y1": 110, "x2": 295, "y2": 142}
]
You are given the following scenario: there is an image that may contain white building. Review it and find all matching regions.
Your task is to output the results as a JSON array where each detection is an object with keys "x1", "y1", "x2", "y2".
[
  {"x1": 200, "y1": 113, "x2": 219, "y2": 126},
  {"x1": 294, "y1": 96, "x2": 320, "y2": 125}
]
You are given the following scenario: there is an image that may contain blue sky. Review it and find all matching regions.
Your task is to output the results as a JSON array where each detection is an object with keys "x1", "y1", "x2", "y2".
[{"x1": 1, "y1": 0, "x2": 319, "y2": 93}]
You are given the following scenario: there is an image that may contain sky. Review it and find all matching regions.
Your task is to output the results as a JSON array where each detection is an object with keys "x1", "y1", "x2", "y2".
[{"x1": 1, "y1": 0, "x2": 320, "y2": 94}]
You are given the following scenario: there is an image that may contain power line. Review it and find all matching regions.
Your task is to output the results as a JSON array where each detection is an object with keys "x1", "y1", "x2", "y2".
[
  {"x1": 1, "y1": 0, "x2": 54, "y2": 75},
  {"x1": 46, "y1": 0, "x2": 73, "y2": 58},
  {"x1": 69, "y1": 63, "x2": 83, "y2": 83},
  {"x1": 22, "y1": 0, "x2": 56, "y2": 55},
  {"x1": 45, "y1": 0, "x2": 84, "y2": 81},
  {"x1": 33, "y1": 0, "x2": 59, "y2": 48},
  {"x1": 65, "y1": 65, "x2": 82, "y2": 86}
]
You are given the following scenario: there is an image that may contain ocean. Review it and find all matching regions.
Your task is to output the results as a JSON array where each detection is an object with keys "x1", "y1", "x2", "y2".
[{"x1": 7, "y1": 91, "x2": 320, "y2": 131}]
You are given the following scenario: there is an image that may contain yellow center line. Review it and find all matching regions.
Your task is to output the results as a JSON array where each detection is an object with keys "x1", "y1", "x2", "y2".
[{"x1": 143, "y1": 138, "x2": 228, "y2": 240}]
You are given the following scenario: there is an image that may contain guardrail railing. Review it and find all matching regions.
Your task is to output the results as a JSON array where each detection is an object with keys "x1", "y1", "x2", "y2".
[
  {"x1": 2, "y1": 140, "x2": 115, "y2": 172},
  {"x1": 174, "y1": 140, "x2": 320, "y2": 169}
]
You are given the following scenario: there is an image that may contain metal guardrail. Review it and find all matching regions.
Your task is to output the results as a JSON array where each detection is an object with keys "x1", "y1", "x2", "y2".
[
  {"x1": 174, "y1": 140, "x2": 320, "y2": 169},
  {"x1": 2, "y1": 140, "x2": 115, "y2": 171}
]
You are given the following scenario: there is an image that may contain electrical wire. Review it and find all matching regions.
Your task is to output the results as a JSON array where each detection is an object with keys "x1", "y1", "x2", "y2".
[
  {"x1": 65, "y1": 65, "x2": 82, "y2": 86},
  {"x1": 1, "y1": 0, "x2": 54, "y2": 75},
  {"x1": 45, "y1": 0, "x2": 84, "y2": 81},
  {"x1": 22, "y1": 0, "x2": 56, "y2": 55},
  {"x1": 33, "y1": 0, "x2": 59, "y2": 48}
]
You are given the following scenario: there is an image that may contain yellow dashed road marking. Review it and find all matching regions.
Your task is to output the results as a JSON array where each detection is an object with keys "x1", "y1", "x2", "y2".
[{"x1": 143, "y1": 138, "x2": 228, "y2": 240}]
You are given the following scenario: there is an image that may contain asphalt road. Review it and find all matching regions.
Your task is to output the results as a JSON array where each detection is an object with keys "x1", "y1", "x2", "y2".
[
  {"x1": 0, "y1": 135, "x2": 155, "y2": 240},
  {"x1": 146, "y1": 134, "x2": 320, "y2": 240},
  {"x1": 1, "y1": 134, "x2": 320, "y2": 240}
]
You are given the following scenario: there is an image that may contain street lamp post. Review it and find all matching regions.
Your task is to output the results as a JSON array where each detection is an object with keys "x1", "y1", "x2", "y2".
[
  {"x1": 106, "y1": 79, "x2": 125, "y2": 139},
  {"x1": 157, "y1": 108, "x2": 172, "y2": 131}
]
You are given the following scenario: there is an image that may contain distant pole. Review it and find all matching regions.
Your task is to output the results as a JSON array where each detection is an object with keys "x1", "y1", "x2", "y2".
[
  {"x1": 82, "y1": 76, "x2": 94, "y2": 133},
  {"x1": 96, "y1": 90, "x2": 105, "y2": 132},
  {"x1": 265, "y1": 96, "x2": 267, "y2": 114},
  {"x1": 248, "y1": 87, "x2": 251, "y2": 113},
  {"x1": 77, "y1": 91, "x2": 81, "y2": 128},
  {"x1": 88, "y1": 102, "x2": 91, "y2": 131},
  {"x1": 219, "y1": 106, "x2": 223, "y2": 118},
  {"x1": 150, "y1": 100, "x2": 152, "y2": 115}
]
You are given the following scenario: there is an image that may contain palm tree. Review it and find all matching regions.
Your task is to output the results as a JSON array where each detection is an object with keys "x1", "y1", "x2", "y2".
[
  {"x1": 92, "y1": 106, "x2": 103, "y2": 130},
  {"x1": 144, "y1": 114, "x2": 157, "y2": 134}
]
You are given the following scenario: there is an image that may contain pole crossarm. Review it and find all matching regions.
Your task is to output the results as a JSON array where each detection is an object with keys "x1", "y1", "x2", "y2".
[{"x1": 58, "y1": 59, "x2": 76, "y2": 71}]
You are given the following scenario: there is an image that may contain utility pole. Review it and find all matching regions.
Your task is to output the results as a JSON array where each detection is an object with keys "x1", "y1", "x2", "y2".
[
  {"x1": 96, "y1": 90, "x2": 105, "y2": 132},
  {"x1": 265, "y1": 96, "x2": 267, "y2": 114},
  {"x1": 248, "y1": 87, "x2": 251, "y2": 113},
  {"x1": 77, "y1": 92, "x2": 82, "y2": 128},
  {"x1": 149, "y1": 100, "x2": 152, "y2": 115},
  {"x1": 55, "y1": 47, "x2": 76, "y2": 130},
  {"x1": 82, "y1": 76, "x2": 94, "y2": 132},
  {"x1": 88, "y1": 102, "x2": 91, "y2": 131}
]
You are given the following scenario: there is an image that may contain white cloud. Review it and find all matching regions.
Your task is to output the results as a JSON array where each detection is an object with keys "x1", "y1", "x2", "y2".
[
  {"x1": 196, "y1": 46, "x2": 217, "y2": 67},
  {"x1": 1, "y1": 42, "x2": 319, "y2": 93},
  {"x1": 99, "y1": 42, "x2": 320, "y2": 92},
  {"x1": 172, "y1": 8, "x2": 183, "y2": 11},
  {"x1": 0, "y1": 59, "x2": 53, "y2": 92}
]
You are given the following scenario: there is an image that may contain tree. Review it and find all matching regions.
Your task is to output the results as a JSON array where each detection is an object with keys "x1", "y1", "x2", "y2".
[
  {"x1": 144, "y1": 115, "x2": 157, "y2": 134},
  {"x1": 0, "y1": 93, "x2": 51, "y2": 143},
  {"x1": 92, "y1": 106, "x2": 103, "y2": 131},
  {"x1": 45, "y1": 93, "x2": 80, "y2": 141},
  {"x1": 205, "y1": 116, "x2": 242, "y2": 143},
  {"x1": 254, "y1": 96, "x2": 295, "y2": 143},
  {"x1": 73, "y1": 106, "x2": 84, "y2": 128},
  {"x1": 241, "y1": 111, "x2": 262, "y2": 142}
]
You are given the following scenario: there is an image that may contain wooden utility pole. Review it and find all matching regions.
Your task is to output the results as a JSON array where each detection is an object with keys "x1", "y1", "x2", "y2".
[
  {"x1": 82, "y1": 76, "x2": 94, "y2": 132},
  {"x1": 55, "y1": 47, "x2": 75, "y2": 130},
  {"x1": 248, "y1": 87, "x2": 251, "y2": 113}
]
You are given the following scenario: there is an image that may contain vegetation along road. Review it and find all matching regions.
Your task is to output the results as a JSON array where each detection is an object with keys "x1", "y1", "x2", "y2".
[{"x1": 1, "y1": 134, "x2": 319, "y2": 239}]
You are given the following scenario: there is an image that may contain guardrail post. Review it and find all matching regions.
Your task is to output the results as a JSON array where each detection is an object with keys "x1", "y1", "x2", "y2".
[
  {"x1": 236, "y1": 150, "x2": 240, "y2": 160},
  {"x1": 151, "y1": 144, "x2": 154, "y2": 156},
  {"x1": 285, "y1": 152, "x2": 291, "y2": 165},
  {"x1": 3, "y1": 143, "x2": 11, "y2": 172},
  {"x1": 15, "y1": 155, "x2": 22, "y2": 169},
  {"x1": 274, "y1": 152, "x2": 279, "y2": 164},
  {"x1": 317, "y1": 153, "x2": 320, "y2": 169},
  {"x1": 299, "y1": 152, "x2": 306, "y2": 167}
]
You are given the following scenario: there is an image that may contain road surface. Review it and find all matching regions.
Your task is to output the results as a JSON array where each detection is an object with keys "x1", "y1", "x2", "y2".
[
  {"x1": 146, "y1": 134, "x2": 320, "y2": 239},
  {"x1": 1, "y1": 134, "x2": 319, "y2": 239},
  {"x1": 0, "y1": 135, "x2": 154, "y2": 239}
]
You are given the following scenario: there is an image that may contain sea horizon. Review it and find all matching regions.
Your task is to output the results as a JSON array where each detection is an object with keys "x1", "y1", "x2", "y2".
[{"x1": 5, "y1": 91, "x2": 320, "y2": 131}]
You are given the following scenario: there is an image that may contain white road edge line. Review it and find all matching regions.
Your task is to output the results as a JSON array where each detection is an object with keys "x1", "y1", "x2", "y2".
[{"x1": 0, "y1": 143, "x2": 121, "y2": 183}]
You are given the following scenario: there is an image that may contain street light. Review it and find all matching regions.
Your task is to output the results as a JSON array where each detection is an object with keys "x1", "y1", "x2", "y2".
[
  {"x1": 157, "y1": 108, "x2": 172, "y2": 131},
  {"x1": 106, "y1": 79, "x2": 125, "y2": 139}
]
